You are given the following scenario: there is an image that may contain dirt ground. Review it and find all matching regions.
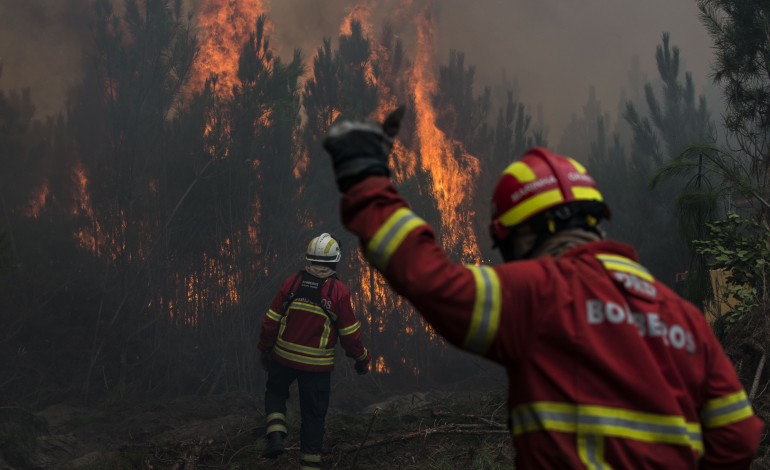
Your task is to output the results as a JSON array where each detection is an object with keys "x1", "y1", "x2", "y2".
[{"x1": 0, "y1": 376, "x2": 514, "y2": 469}]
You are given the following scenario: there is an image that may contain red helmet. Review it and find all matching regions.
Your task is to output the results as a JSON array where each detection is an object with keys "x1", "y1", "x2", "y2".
[{"x1": 490, "y1": 147, "x2": 609, "y2": 241}]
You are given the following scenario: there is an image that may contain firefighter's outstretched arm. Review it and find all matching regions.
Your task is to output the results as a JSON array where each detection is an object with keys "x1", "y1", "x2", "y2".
[{"x1": 323, "y1": 109, "x2": 529, "y2": 363}]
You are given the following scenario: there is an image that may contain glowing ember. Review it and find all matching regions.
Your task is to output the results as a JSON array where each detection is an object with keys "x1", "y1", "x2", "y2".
[{"x1": 375, "y1": 355, "x2": 390, "y2": 374}]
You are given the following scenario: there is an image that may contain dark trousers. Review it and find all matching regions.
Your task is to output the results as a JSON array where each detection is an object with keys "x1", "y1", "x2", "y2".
[{"x1": 265, "y1": 360, "x2": 331, "y2": 454}]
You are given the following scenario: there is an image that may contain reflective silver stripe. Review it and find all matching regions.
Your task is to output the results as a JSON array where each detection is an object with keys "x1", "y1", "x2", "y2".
[
  {"x1": 291, "y1": 301, "x2": 338, "y2": 321},
  {"x1": 701, "y1": 391, "x2": 754, "y2": 428},
  {"x1": 367, "y1": 208, "x2": 426, "y2": 271},
  {"x1": 511, "y1": 403, "x2": 702, "y2": 453},
  {"x1": 276, "y1": 338, "x2": 334, "y2": 357},
  {"x1": 267, "y1": 423, "x2": 287, "y2": 434},
  {"x1": 355, "y1": 348, "x2": 369, "y2": 362},
  {"x1": 339, "y1": 321, "x2": 361, "y2": 336},
  {"x1": 463, "y1": 265, "x2": 501, "y2": 354},
  {"x1": 301, "y1": 453, "x2": 322, "y2": 463},
  {"x1": 274, "y1": 346, "x2": 335, "y2": 366},
  {"x1": 266, "y1": 308, "x2": 282, "y2": 321},
  {"x1": 579, "y1": 434, "x2": 609, "y2": 470}
]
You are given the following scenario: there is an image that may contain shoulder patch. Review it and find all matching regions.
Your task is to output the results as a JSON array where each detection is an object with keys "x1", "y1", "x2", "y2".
[{"x1": 596, "y1": 254, "x2": 657, "y2": 299}]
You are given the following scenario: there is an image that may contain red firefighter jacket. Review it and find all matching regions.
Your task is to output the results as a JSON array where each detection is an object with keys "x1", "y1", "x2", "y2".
[
  {"x1": 341, "y1": 176, "x2": 763, "y2": 469},
  {"x1": 258, "y1": 269, "x2": 371, "y2": 372}
]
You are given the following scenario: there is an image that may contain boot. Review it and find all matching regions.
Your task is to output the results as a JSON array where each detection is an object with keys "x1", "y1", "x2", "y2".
[{"x1": 261, "y1": 431, "x2": 285, "y2": 459}]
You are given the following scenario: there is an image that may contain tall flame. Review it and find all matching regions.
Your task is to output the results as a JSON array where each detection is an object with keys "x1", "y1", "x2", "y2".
[
  {"x1": 191, "y1": 0, "x2": 272, "y2": 96},
  {"x1": 410, "y1": 8, "x2": 480, "y2": 261}
]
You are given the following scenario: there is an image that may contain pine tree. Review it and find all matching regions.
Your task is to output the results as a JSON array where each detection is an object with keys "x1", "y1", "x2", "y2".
[{"x1": 622, "y1": 33, "x2": 714, "y2": 304}]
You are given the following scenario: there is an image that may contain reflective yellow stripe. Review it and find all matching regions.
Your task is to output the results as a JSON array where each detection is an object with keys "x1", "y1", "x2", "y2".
[
  {"x1": 274, "y1": 346, "x2": 335, "y2": 366},
  {"x1": 511, "y1": 402, "x2": 703, "y2": 454},
  {"x1": 596, "y1": 254, "x2": 654, "y2": 282},
  {"x1": 572, "y1": 186, "x2": 604, "y2": 202},
  {"x1": 568, "y1": 157, "x2": 588, "y2": 173},
  {"x1": 463, "y1": 265, "x2": 502, "y2": 354},
  {"x1": 356, "y1": 348, "x2": 369, "y2": 362},
  {"x1": 266, "y1": 412, "x2": 285, "y2": 423},
  {"x1": 578, "y1": 433, "x2": 611, "y2": 470},
  {"x1": 367, "y1": 208, "x2": 427, "y2": 271},
  {"x1": 266, "y1": 308, "x2": 282, "y2": 322},
  {"x1": 276, "y1": 338, "x2": 334, "y2": 357},
  {"x1": 503, "y1": 161, "x2": 537, "y2": 182},
  {"x1": 339, "y1": 321, "x2": 361, "y2": 336},
  {"x1": 291, "y1": 301, "x2": 338, "y2": 321},
  {"x1": 301, "y1": 453, "x2": 322, "y2": 463},
  {"x1": 319, "y1": 316, "x2": 331, "y2": 349},
  {"x1": 702, "y1": 390, "x2": 754, "y2": 428},
  {"x1": 498, "y1": 188, "x2": 564, "y2": 227},
  {"x1": 267, "y1": 423, "x2": 287, "y2": 434}
]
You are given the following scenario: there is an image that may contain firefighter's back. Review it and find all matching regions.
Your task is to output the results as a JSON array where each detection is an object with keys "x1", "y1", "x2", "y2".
[{"x1": 505, "y1": 240, "x2": 746, "y2": 468}]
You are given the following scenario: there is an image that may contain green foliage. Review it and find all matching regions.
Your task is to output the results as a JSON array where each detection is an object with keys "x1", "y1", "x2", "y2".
[
  {"x1": 698, "y1": 1, "x2": 770, "y2": 140},
  {"x1": 694, "y1": 212, "x2": 770, "y2": 323},
  {"x1": 697, "y1": 0, "x2": 770, "y2": 222}
]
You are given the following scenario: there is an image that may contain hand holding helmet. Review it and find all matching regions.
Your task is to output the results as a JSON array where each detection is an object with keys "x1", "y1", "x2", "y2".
[{"x1": 322, "y1": 107, "x2": 406, "y2": 192}]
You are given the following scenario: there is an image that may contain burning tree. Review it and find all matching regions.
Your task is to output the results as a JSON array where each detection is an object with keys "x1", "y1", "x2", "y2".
[{"x1": 0, "y1": 0, "x2": 519, "y2": 404}]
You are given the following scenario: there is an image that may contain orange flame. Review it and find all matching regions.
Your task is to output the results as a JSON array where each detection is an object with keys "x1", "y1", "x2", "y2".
[
  {"x1": 340, "y1": 2, "x2": 375, "y2": 37},
  {"x1": 374, "y1": 355, "x2": 390, "y2": 374},
  {"x1": 410, "y1": 8, "x2": 480, "y2": 261},
  {"x1": 25, "y1": 182, "x2": 49, "y2": 218},
  {"x1": 191, "y1": 0, "x2": 272, "y2": 96}
]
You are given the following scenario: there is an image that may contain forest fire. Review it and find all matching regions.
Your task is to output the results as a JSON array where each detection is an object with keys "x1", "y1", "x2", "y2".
[
  {"x1": 340, "y1": 1, "x2": 483, "y2": 377},
  {"x1": 410, "y1": 10, "x2": 480, "y2": 261},
  {"x1": 190, "y1": 0, "x2": 272, "y2": 96},
  {"x1": 340, "y1": 2, "x2": 374, "y2": 38}
]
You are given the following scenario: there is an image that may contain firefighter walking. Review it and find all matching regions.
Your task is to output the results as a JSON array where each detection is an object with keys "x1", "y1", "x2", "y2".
[
  {"x1": 320, "y1": 108, "x2": 763, "y2": 468},
  {"x1": 258, "y1": 233, "x2": 371, "y2": 468}
]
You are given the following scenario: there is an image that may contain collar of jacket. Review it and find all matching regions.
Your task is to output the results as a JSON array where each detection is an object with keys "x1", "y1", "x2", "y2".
[
  {"x1": 558, "y1": 239, "x2": 642, "y2": 262},
  {"x1": 305, "y1": 264, "x2": 336, "y2": 278}
]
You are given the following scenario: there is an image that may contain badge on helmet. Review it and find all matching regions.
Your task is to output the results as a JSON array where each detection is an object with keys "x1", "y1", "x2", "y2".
[{"x1": 306, "y1": 233, "x2": 341, "y2": 263}]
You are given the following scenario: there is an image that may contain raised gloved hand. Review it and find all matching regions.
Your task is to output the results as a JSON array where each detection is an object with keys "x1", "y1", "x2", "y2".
[
  {"x1": 322, "y1": 106, "x2": 406, "y2": 192},
  {"x1": 355, "y1": 360, "x2": 370, "y2": 375}
]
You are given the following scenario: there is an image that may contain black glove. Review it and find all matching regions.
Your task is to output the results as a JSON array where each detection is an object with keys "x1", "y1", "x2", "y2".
[
  {"x1": 322, "y1": 106, "x2": 406, "y2": 192},
  {"x1": 355, "y1": 360, "x2": 370, "y2": 375}
]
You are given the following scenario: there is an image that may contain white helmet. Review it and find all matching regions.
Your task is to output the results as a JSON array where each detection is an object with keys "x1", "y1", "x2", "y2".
[{"x1": 306, "y1": 233, "x2": 341, "y2": 263}]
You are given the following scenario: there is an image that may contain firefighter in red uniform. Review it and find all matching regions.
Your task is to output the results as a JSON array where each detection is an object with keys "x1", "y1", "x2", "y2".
[
  {"x1": 258, "y1": 233, "x2": 372, "y2": 468},
  {"x1": 320, "y1": 108, "x2": 763, "y2": 468}
]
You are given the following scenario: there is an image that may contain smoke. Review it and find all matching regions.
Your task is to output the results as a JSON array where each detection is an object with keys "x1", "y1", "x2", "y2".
[
  {"x1": 0, "y1": 0, "x2": 90, "y2": 117},
  {"x1": 231, "y1": 0, "x2": 714, "y2": 138},
  {"x1": 0, "y1": 0, "x2": 711, "y2": 135},
  {"x1": 433, "y1": 0, "x2": 712, "y2": 138}
]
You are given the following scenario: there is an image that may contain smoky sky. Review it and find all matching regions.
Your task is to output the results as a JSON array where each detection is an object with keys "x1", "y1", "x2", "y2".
[
  {"x1": 0, "y1": 0, "x2": 90, "y2": 117},
  {"x1": 0, "y1": 0, "x2": 712, "y2": 136}
]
